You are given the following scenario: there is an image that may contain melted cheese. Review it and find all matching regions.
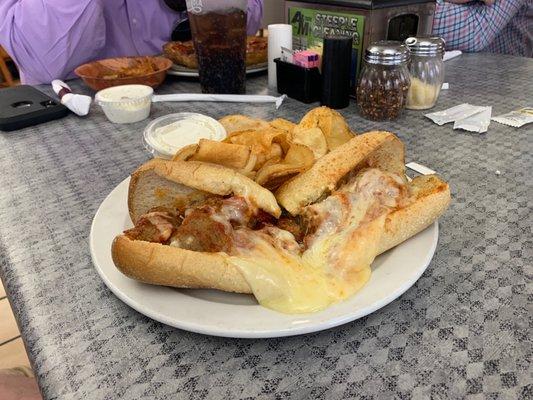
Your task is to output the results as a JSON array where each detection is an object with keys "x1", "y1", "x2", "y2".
[
  {"x1": 227, "y1": 169, "x2": 409, "y2": 314},
  {"x1": 230, "y1": 239, "x2": 334, "y2": 313},
  {"x1": 230, "y1": 195, "x2": 385, "y2": 314}
]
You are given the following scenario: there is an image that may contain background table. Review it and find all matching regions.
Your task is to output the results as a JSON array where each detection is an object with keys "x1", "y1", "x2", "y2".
[{"x1": 0, "y1": 54, "x2": 531, "y2": 399}]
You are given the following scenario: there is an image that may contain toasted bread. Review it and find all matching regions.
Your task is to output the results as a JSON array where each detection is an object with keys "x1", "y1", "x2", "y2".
[
  {"x1": 276, "y1": 131, "x2": 405, "y2": 215},
  {"x1": 128, "y1": 159, "x2": 281, "y2": 224}
]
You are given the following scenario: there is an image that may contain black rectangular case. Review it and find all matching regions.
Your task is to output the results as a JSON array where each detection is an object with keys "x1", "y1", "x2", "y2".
[{"x1": 0, "y1": 85, "x2": 69, "y2": 131}]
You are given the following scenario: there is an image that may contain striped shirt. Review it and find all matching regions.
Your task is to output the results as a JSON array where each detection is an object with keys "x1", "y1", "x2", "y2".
[{"x1": 433, "y1": 0, "x2": 532, "y2": 57}]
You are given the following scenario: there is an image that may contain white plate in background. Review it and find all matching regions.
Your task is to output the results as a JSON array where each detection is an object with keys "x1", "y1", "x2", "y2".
[{"x1": 167, "y1": 62, "x2": 268, "y2": 78}]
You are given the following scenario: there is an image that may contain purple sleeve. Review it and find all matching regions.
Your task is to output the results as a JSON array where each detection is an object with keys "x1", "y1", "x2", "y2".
[
  {"x1": 246, "y1": 0, "x2": 264, "y2": 35},
  {"x1": 0, "y1": 0, "x2": 106, "y2": 84},
  {"x1": 433, "y1": 0, "x2": 525, "y2": 52}
]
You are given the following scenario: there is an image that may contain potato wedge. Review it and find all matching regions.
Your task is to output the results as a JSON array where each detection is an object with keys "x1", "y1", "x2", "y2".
[
  {"x1": 298, "y1": 106, "x2": 354, "y2": 151},
  {"x1": 270, "y1": 118, "x2": 296, "y2": 134},
  {"x1": 255, "y1": 144, "x2": 315, "y2": 190},
  {"x1": 291, "y1": 126, "x2": 328, "y2": 159},
  {"x1": 219, "y1": 115, "x2": 271, "y2": 134},
  {"x1": 173, "y1": 144, "x2": 198, "y2": 161},
  {"x1": 189, "y1": 139, "x2": 252, "y2": 170}
]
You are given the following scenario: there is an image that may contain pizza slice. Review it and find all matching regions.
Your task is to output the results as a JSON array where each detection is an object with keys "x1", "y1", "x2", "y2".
[{"x1": 163, "y1": 36, "x2": 268, "y2": 69}]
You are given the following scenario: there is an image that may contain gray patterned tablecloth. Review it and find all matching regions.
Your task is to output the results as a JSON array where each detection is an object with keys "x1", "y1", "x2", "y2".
[{"x1": 0, "y1": 53, "x2": 531, "y2": 399}]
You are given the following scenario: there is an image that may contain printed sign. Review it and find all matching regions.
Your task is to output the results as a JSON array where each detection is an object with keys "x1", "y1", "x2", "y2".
[{"x1": 288, "y1": 7, "x2": 365, "y2": 84}]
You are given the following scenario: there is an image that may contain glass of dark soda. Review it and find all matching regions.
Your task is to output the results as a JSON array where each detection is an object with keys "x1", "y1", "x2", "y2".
[{"x1": 186, "y1": 0, "x2": 247, "y2": 94}]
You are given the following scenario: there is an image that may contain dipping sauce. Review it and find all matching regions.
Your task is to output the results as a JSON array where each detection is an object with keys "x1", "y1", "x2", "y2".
[{"x1": 143, "y1": 113, "x2": 227, "y2": 158}]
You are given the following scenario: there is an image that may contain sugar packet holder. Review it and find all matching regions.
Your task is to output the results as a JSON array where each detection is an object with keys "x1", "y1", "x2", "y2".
[
  {"x1": 492, "y1": 107, "x2": 533, "y2": 128},
  {"x1": 281, "y1": 47, "x2": 320, "y2": 68},
  {"x1": 152, "y1": 94, "x2": 287, "y2": 109},
  {"x1": 274, "y1": 58, "x2": 321, "y2": 104}
]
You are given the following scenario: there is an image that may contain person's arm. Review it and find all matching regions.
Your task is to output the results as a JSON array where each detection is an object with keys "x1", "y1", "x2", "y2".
[
  {"x1": 0, "y1": 0, "x2": 106, "y2": 84},
  {"x1": 433, "y1": 0, "x2": 525, "y2": 52},
  {"x1": 246, "y1": 0, "x2": 263, "y2": 35}
]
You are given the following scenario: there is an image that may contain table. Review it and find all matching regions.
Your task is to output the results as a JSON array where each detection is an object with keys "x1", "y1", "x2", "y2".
[{"x1": 0, "y1": 54, "x2": 531, "y2": 399}]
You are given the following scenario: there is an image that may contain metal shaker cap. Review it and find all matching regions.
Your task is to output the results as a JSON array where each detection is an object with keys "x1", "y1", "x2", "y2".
[
  {"x1": 405, "y1": 37, "x2": 445, "y2": 56},
  {"x1": 364, "y1": 41, "x2": 410, "y2": 65}
]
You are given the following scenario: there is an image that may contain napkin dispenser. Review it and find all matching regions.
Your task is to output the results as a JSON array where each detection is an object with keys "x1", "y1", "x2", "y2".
[{"x1": 285, "y1": 0, "x2": 435, "y2": 86}]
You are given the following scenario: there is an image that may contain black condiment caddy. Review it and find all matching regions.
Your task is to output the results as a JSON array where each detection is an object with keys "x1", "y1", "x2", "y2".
[{"x1": 274, "y1": 58, "x2": 321, "y2": 104}]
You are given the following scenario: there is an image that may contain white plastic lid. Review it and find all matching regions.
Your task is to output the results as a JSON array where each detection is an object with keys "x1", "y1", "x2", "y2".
[{"x1": 143, "y1": 113, "x2": 227, "y2": 159}]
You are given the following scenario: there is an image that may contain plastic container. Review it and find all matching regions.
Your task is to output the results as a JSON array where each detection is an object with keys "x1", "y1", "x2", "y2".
[
  {"x1": 405, "y1": 37, "x2": 445, "y2": 110},
  {"x1": 143, "y1": 112, "x2": 227, "y2": 159},
  {"x1": 356, "y1": 41, "x2": 410, "y2": 121},
  {"x1": 95, "y1": 84, "x2": 153, "y2": 124},
  {"x1": 274, "y1": 58, "x2": 321, "y2": 104}
]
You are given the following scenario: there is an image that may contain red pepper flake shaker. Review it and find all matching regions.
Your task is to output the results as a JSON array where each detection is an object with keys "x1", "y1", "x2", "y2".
[{"x1": 356, "y1": 41, "x2": 411, "y2": 121}]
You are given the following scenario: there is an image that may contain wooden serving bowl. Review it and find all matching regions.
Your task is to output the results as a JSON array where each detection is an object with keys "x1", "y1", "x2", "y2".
[{"x1": 74, "y1": 56, "x2": 173, "y2": 91}]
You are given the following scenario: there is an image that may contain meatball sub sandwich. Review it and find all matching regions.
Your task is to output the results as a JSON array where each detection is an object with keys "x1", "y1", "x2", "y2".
[{"x1": 112, "y1": 132, "x2": 450, "y2": 314}]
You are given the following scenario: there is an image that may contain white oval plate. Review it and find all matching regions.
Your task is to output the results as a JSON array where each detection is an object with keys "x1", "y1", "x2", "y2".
[
  {"x1": 90, "y1": 177, "x2": 438, "y2": 338},
  {"x1": 167, "y1": 62, "x2": 267, "y2": 77}
]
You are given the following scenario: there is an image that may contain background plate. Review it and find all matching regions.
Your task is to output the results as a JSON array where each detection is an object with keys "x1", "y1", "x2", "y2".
[
  {"x1": 167, "y1": 62, "x2": 267, "y2": 78},
  {"x1": 90, "y1": 177, "x2": 439, "y2": 338}
]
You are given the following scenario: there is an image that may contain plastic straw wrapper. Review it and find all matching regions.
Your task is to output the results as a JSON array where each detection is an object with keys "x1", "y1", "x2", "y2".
[
  {"x1": 152, "y1": 93, "x2": 287, "y2": 109},
  {"x1": 492, "y1": 107, "x2": 533, "y2": 128},
  {"x1": 51, "y1": 80, "x2": 92, "y2": 116},
  {"x1": 425, "y1": 103, "x2": 486, "y2": 125},
  {"x1": 454, "y1": 106, "x2": 492, "y2": 133},
  {"x1": 406, "y1": 162, "x2": 436, "y2": 176},
  {"x1": 443, "y1": 50, "x2": 462, "y2": 61}
]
